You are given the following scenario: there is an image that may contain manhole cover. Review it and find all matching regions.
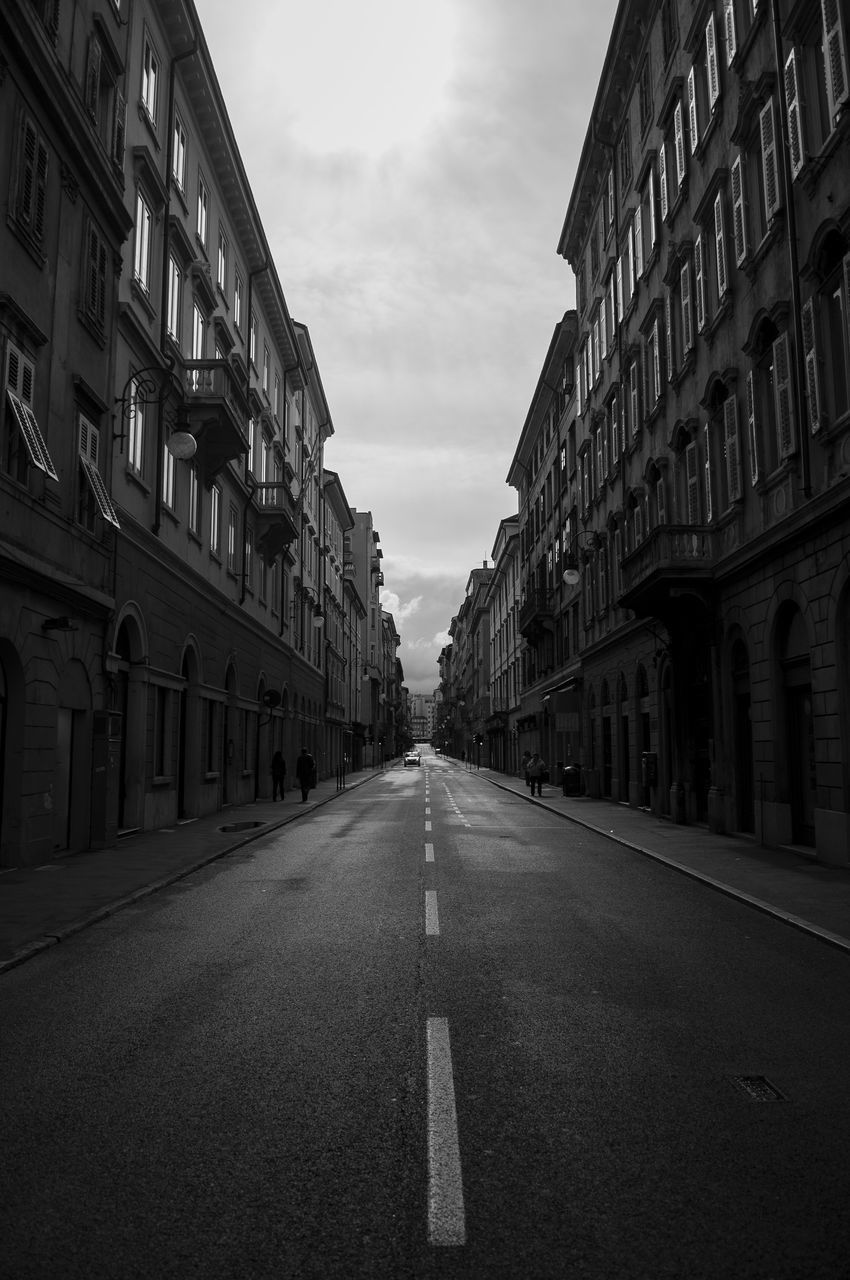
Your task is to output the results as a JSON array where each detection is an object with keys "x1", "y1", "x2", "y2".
[{"x1": 218, "y1": 820, "x2": 265, "y2": 833}]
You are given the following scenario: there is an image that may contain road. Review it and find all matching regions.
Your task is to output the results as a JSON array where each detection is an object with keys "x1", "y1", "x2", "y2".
[{"x1": 1, "y1": 749, "x2": 849, "y2": 1279}]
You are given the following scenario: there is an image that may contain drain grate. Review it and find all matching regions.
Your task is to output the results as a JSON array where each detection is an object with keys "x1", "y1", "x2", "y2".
[{"x1": 730, "y1": 1075, "x2": 787, "y2": 1102}]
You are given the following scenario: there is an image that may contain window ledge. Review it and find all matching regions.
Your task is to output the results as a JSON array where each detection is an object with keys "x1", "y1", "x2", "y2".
[
  {"x1": 130, "y1": 276, "x2": 156, "y2": 319},
  {"x1": 124, "y1": 466, "x2": 151, "y2": 496}
]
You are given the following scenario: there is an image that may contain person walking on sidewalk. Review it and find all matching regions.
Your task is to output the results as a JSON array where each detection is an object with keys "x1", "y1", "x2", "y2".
[
  {"x1": 271, "y1": 751, "x2": 286, "y2": 801},
  {"x1": 295, "y1": 746, "x2": 316, "y2": 802},
  {"x1": 527, "y1": 751, "x2": 547, "y2": 797},
  {"x1": 521, "y1": 750, "x2": 532, "y2": 788}
]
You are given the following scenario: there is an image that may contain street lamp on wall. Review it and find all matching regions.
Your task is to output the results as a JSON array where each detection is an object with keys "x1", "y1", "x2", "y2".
[{"x1": 562, "y1": 532, "x2": 598, "y2": 586}]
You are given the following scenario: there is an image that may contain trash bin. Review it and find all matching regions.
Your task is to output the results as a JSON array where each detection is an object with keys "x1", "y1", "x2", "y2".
[{"x1": 563, "y1": 764, "x2": 581, "y2": 796}]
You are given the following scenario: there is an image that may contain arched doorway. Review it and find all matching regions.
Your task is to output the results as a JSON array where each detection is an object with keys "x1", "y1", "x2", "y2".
[
  {"x1": 779, "y1": 607, "x2": 816, "y2": 846},
  {"x1": 223, "y1": 662, "x2": 238, "y2": 805},
  {"x1": 659, "y1": 660, "x2": 673, "y2": 817},
  {"x1": 731, "y1": 638, "x2": 755, "y2": 833},
  {"x1": 617, "y1": 672, "x2": 630, "y2": 803},
  {"x1": 178, "y1": 643, "x2": 201, "y2": 820},
  {"x1": 601, "y1": 679, "x2": 613, "y2": 797},
  {"x1": 637, "y1": 664, "x2": 652, "y2": 809}
]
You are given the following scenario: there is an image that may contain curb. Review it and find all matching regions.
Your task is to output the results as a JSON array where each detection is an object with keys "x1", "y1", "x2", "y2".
[
  {"x1": 463, "y1": 765, "x2": 850, "y2": 957},
  {"x1": 0, "y1": 768, "x2": 386, "y2": 978}
]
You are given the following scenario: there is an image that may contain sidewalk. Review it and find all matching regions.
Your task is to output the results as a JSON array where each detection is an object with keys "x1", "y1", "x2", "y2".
[
  {"x1": 0, "y1": 766, "x2": 387, "y2": 975},
  {"x1": 456, "y1": 761, "x2": 850, "y2": 955}
]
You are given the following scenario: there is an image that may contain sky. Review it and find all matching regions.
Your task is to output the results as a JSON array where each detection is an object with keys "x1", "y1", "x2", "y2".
[{"x1": 198, "y1": 0, "x2": 618, "y2": 692}]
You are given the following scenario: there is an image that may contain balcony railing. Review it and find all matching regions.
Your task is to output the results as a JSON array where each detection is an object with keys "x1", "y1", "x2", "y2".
[
  {"x1": 620, "y1": 524, "x2": 716, "y2": 614},
  {"x1": 181, "y1": 359, "x2": 249, "y2": 481},
  {"x1": 253, "y1": 482, "x2": 300, "y2": 563},
  {"x1": 518, "y1": 588, "x2": 554, "y2": 638}
]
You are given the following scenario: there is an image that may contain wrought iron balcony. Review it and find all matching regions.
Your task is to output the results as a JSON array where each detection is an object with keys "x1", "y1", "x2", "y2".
[
  {"x1": 619, "y1": 524, "x2": 717, "y2": 617},
  {"x1": 518, "y1": 588, "x2": 554, "y2": 639},
  {"x1": 253, "y1": 483, "x2": 300, "y2": 564},
  {"x1": 181, "y1": 359, "x2": 249, "y2": 481}
]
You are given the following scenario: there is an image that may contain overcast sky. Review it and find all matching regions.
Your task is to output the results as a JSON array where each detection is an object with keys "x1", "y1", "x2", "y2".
[{"x1": 198, "y1": 0, "x2": 617, "y2": 692}]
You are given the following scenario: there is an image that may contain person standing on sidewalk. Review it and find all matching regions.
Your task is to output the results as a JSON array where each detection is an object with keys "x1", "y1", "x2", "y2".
[
  {"x1": 521, "y1": 750, "x2": 532, "y2": 788},
  {"x1": 295, "y1": 747, "x2": 316, "y2": 802},
  {"x1": 527, "y1": 752, "x2": 547, "y2": 797},
  {"x1": 271, "y1": 751, "x2": 286, "y2": 801}
]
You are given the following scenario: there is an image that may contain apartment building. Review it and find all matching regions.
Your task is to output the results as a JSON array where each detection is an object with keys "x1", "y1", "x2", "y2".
[
  {"x1": 351, "y1": 510, "x2": 386, "y2": 767},
  {"x1": 1, "y1": 0, "x2": 398, "y2": 864},
  {"x1": 554, "y1": 0, "x2": 850, "y2": 861},
  {"x1": 484, "y1": 517, "x2": 520, "y2": 775}
]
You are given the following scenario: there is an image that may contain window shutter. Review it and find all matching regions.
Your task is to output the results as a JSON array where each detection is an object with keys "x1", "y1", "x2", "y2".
[
  {"x1": 724, "y1": 0, "x2": 738, "y2": 65},
  {"x1": 772, "y1": 332, "x2": 795, "y2": 458},
  {"x1": 800, "y1": 298, "x2": 823, "y2": 433},
  {"x1": 648, "y1": 166, "x2": 657, "y2": 246},
  {"x1": 85, "y1": 37, "x2": 101, "y2": 119},
  {"x1": 652, "y1": 318, "x2": 661, "y2": 401},
  {"x1": 665, "y1": 292, "x2": 673, "y2": 382},
  {"x1": 706, "y1": 13, "x2": 721, "y2": 107},
  {"x1": 634, "y1": 206, "x2": 644, "y2": 278},
  {"x1": 759, "y1": 99, "x2": 781, "y2": 220},
  {"x1": 681, "y1": 261, "x2": 694, "y2": 351},
  {"x1": 113, "y1": 90, "x2": 127, "y2": 166},
  {"x1": 724, "y1": 395, "x2": 742, "y2": 501},
  {"x1": 731, "y1": 155, "x2": 749, "y2": 265},
  {"x1": 674, "y1": 100, "x2": 686, "y2": 185},
  {"x1": 784, "y1": 49, "x2": 806, "y2": 178},
  {"x1": 33, "y1": 140, "x2": 48, "y2": 241},
  {"x1": 686, "y1": 441, "x2": 700, "y2": 524},
  {"x1": 695, "y1": 234, "x2": 706, "y2": 331},
  {"x1": 630, "y1": 360, "x2": 640, "y2": 435},
  {"x1": 688, "y1": 66, "x2": 699, "y2": 153},
  {"x1": 600, "y1": 295, "x2": 607, "y2": 359},
  {"x1": 704, "y1": 425, "x2": 715, "y2": 522},
  {"x1": 822, "y1": 0, "x2": 849, "y2": 124},
  {"x1": 657, "y1": 476, "x2": 667, "y2": 523},
  {"x1": 714, "y1": 192, "x2": 728, "y2": 298},
  {"x1": 616, "y1": 256, "x2": 624, "y2": 322},
  {"x1": 659, "y1": 142, "x2": 669, "y2": 220},
  {"x1": 18, "y1": 120, "x2": 37, "y2": 226},
  {"x1": 596, "y1": 429, "x2": 604, "y2": 491},
  {"x1": 746, "y1": 370, "x2": 761, "y2": 485},
  {"x1": 844, "y1": 253, "x2": 850, "y2": 366},
  {"x1": 634, "y1": 501, "x2": 643, "y2": 545},
  {"x1": 608, "y1": 168, "x2": 614, "y2": 226}
]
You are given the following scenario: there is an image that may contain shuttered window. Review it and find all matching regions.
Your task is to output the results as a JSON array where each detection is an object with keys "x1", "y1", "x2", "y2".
[{"x1": 724, "y1": 395, "x2": 742, "y2": 502}]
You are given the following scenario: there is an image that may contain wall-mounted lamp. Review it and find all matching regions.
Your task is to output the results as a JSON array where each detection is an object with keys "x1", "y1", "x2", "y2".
[
  {"x1": 311, "y1": 603, "x2": 325, "y2": 629},
  {"x1": 562, "y1": 533, "x2": 598, "y2": 586}
]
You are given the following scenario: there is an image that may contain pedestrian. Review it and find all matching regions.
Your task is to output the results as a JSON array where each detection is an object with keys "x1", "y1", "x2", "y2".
[
  {"x1": 295, "y1": 746, "x2": 316, "y2": 802},
  {"x1": 271, "y1": 750, "x2": 286, "y2": 801},
  {"x1": 521, "y1": 750, "x2": 532, "y2": 788},
  {"x1": 527, "y1": 751, "x2": 547, "y2": 797}
]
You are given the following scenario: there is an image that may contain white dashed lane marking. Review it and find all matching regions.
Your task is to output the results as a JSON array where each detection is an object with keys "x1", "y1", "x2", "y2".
[
  {"x1": 425, "y1": 890, "x2": 440, "y2": 935},
  {"x1": 425, "y1": 843, "x2": 435, "y2": 862},
  {"x1": 426, "y1": 1017, "x2": 466, "y2": 1247}
]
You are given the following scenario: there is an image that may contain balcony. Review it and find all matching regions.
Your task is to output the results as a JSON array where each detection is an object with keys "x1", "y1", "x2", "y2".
[
  {"x1": 518, "y1": 588, "x2": 554, "y2": 640},
  {"x1": 181, "y1": 359, "x2": 249, "y2": 482},
  {"x1": 619, "y1": 524, "x2": 717, "y2": 618},
  {"x1": 254, "y1": 484, "x2": 300, "y2": 564}
]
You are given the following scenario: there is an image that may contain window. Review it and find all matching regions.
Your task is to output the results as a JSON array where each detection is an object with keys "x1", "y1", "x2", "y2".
[
  {"x1": 154, "y1": 686, "x2": 170, "y2": 777},
  {"x1": 234, "y1": 270, "x2": 244, "y2": 331},
  {"x1": 661, "y1": 0, "x2": 678, "y2": 64},
  {"x1": 210, "y1": 483, "x2": 221, "y2": 555},
  {"x1": 79, "y1": 415, "x2": 120, "y2": 530},
  {"x1": 84, "y1": 35, "x2": 103, "y2": 125},
  {"x1": 4, "y1": 342, "x2": 57, "y2": 482},
  {"x1": 228, "y1": 504, "x2": 238, "y2": 571},
  {"x1": 188, "y1": 460, "x2": 200, "y2": 534},
  {"x1": 785, "y1": 7, "x2": 848, "y2": 168},
  {"x1": 714, "y1": 190, "x2": 730, "y2": 303},
  {"x1": 217, "y1": 225, "x2": 228, "y2": 292},
  {"x1": 161, "y1": 436, "x2": 175, "y2": 508},
  {"x1": 167, "y1": 255, "x2": 181, "y2": 344},
  {"x1": 263, "y1": 343, "x2": 270, "y2": 395},
  {"x1": 619, "y1": 125, "x2": 632, "y2": 197},
  {"x1": 273, "y1": 371, "x2": 281, "y2": 421},
  {"x1": 127, "y1": 377, "x2": 145, "y2": 475},
  {"x1": 802, "y1": 241, "x2": 850, "y2": 432},
  {"x1": 723, "y1": 393, "x2": 743, "y2": 503},
  {"x1": 12, "y1": 114, "x2": 49, "y2": 246},
  {"x1": 83, "y1": 218, "x2": 108, "y2": 332},
  {"x1": 196, "y1": 172, "x2": 208, "y2": 247},
  {"x1": 192, "y1": 302, "x2": 205, "y2": 362},
  {"x1": 249, "y1": 312, "x2": 257, "y2": 367},
  {"x1": 133, "y1": 190, "x2": 153, "y2": 291},
  {"x1": 245, "y1": 526, "x2": 254, "y2": 592},
  {"x1": 172, "y1": 113, "x2": 187, "y2": 191},
  {"x1": 141, "y1": 37, "x2": 159, "y2": 124},
  {"x1": 694, "y1": 233, "x2": 708, "y2": 332},
  {"x1": 638, "y1": 56, "x2": 652, "y2": 133}
]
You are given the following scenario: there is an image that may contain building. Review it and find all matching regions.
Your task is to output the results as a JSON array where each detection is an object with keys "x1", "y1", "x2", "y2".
[
  {"x1": 485, "y1": 517, "x2": 521, "y2": 775},
  {"x1": 0, "y1": 0, "x2": 400, "y2": 866},
  {"x1": 351, "y1": 510, "x2": 386, "y2": 767},
  {"x1": 553, "y1": 0, "x2": 850, "y2": 861}
]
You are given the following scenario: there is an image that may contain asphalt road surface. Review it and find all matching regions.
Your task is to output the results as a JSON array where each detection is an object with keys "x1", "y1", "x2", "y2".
[{"x1": 2, "y1": 750, "x2": 849, "y2": 1279}]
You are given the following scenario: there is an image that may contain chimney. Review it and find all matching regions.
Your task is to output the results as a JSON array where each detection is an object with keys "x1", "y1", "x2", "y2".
[{"x1": 483, "y1": 559, "x2": 488, "y2": 569}]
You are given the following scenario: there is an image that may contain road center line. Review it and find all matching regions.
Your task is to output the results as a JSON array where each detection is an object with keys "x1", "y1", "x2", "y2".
[
  {"x1": 425, "y1": 889, "x2": 439, "y2": 935},
  {"x1": 425, "y1": 842, "x2": 435, "y2": 862},
  {"x1": 425, "y1": 820, "x2": 432, "y2": 831},
  {"x1": 426, "y1": 1017, "x2": 466, "y2": 1247}
]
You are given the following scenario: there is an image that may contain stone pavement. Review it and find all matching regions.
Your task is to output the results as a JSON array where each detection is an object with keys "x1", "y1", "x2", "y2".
[{"x1": 2, "y1": 757, "x2": 850, "y2": 977}]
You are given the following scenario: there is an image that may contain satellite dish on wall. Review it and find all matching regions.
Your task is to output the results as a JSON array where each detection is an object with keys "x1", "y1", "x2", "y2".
[
  {"x1": 167, "y1": 431, "x2": 197, "y2": 460},
  {"x1": 262, "y1": 690, "x2": 282, "y2": 708}
]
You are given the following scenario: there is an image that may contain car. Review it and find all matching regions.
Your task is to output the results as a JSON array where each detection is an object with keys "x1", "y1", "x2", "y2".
[{"x1": 404, "y1": 750, "x2": 421, "y2": 767}]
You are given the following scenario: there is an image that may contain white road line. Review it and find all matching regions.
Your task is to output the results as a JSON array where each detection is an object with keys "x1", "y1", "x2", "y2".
[
  {"x1": 425, "y1": 889, "x2": 440, "y2": 935},
  {"x1": 425, "y1": 842, "x2": 435, "y2": 862},
  {"x1": 425, "y1": 820, "x2": 432, "y2": 831},
  {"x1": 425, "y1": 807, "x2": 431, "y2": 815},
  {"x1": 426, "y1": 1017, "x2": 466, "y2": 1247}
]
